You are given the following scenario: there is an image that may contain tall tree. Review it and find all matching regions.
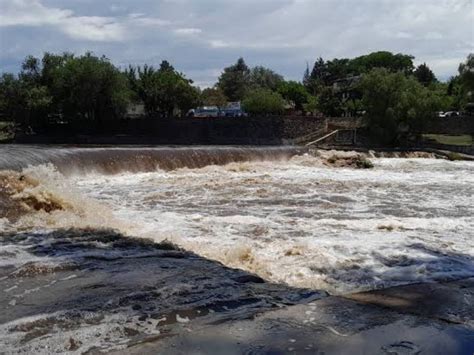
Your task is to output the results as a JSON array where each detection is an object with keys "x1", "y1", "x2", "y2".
[
  {"x1": 360, "y1": 68, "x2": 443, "y2": 145},
  {"x1": 309, "y1": 57, "x2": 328, "y2": 85},
  {"x1": 53, "y1": 53, "x2": 131, "y2": 121},
  {"x1": 277, "y1": 81, "x2": 309, "y2": 111},
  {"x1": 0, "y1": 74, "x2": 27, "y2": 122},
  {"x1": 303, "y1": 62, "x2": 311, "y2": 88},
  {"x1": 201, "y1": 87, "x2": 228, "y2": 107},
  {"x1": 459, "y1": 53, "x2": 474, "y2": 95},
  {"x1": 350, "y1": 51, "x2": 415, "y2": 75},
  {"x1": 158, "y1": 60, "x2": 174, "y2": 73},
  {"x1": 127, "y1": 61, "x2": 199, "y2": 117},
  {"x1": 317, "y1": 86, "x2": 344, "y2": 117},
  {"x1": 249, "y1": 66, "x2": 284, "y2": 91},
  {"x1": 217, "y1": 58, "x2": 250, "y2": 101},
  {"x1": 414, "y1": 63, "x2": 437, "y2": 86}
]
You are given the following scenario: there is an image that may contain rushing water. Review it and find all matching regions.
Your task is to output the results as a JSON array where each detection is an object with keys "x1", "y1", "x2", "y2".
[{"x1": 1, "y1": 145, "x2": 473, "y2": 352}]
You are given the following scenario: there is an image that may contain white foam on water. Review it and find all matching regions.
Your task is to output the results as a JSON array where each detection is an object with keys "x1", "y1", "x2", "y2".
[
  {"x1": 0, "y1": 310, "x2": 160, "y2": 354},
  {"x1": 67, "y1": 155, "x2": 474, "y2": 294},
  {"x1": 2, "y1": 154, "x2": 474, "y2": 294}
]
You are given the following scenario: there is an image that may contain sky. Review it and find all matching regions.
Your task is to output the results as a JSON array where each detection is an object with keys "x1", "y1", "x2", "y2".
[{"x1": 0, "y1": 0, "x2": 473, "y2": 87}]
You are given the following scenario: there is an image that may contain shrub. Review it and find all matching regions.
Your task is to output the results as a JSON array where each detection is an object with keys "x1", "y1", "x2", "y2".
[{"x1": 242, "y1": 88, "x2": 285, "y2": 115}]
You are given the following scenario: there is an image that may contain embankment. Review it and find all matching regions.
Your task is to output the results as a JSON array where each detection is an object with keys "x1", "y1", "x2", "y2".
[
  {"x1": 11, "y1": 115, "x2": 474, "y2": 156},
  {"x1": 13, "y1": 116, "x2": 354, "y2": 145}
]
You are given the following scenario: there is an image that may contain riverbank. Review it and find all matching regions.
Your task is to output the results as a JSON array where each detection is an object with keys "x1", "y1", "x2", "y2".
[{"x1": 126, "y1": 278, "x2": 474, "y2": 355}]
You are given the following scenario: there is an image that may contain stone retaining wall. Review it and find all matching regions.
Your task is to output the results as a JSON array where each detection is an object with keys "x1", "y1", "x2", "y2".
[{"x1": 16, "y1": 116, "x2": 329, "y2": 145}]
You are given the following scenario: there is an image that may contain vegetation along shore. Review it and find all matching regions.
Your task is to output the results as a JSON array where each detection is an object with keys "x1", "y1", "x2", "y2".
[{"x1": 1, "y1": 51, "x2": 473, "y2": 148}]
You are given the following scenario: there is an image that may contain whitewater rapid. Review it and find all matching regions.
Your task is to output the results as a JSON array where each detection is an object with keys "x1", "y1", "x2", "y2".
[{"x1": 2, "y1": 148, "x2": 473, "y2": 294}]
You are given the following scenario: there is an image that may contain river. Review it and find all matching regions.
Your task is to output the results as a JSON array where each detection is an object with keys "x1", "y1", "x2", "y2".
[{"x1": 0, "y1": 145, "x2": 473, "y2": 353}]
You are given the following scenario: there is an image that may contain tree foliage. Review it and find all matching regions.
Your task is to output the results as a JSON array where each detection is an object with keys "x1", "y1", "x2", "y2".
[
  {"x1": 216, "y1": 58, "x2": 250, "y2": 101},
  {"x1": 0, "y1": 52, "x2": 131, "y2": 125},
  {"x1": 360, "y1": 68, "x2": 444, "y2": 145},
  {"x1": 201, "y1": 87, "x2": 228, "y2": 108},
  {"x1": 0, "y1": 61, "x2": 52, "y2": 125},
  {"x1": 308, "y1": 51, "x2": 415, "y2": 87},
  {"x1": 350, "y1": 51, "x2": 414, "y2": 75},
  {"x1": 277, "y1": 81, "x2": 309, "y2": 111},
  {"x1": 249, "y1": 66, "x2": 284, "y2": 91},
  {"x1": 0, "y1": 50, "x2": 471, "y2": 133},
  {"x1": 126, "y1": 62, "x2": 199, "y2": 117},
  {"x1": 242, "y1": 88, "x2": 285, "y2": 115},
  {"x1": 414, "y1": 63, "x2": 437, "y2": 86},
  {"x1": 53, "y1": 53, "x2": 131, "y2": 121},
  {"x1": 317, "y1": 86, "x2": 344, "y2": 117},
  {"x1": 458, "y1": 53, "x2": 474, "y2": 104}
]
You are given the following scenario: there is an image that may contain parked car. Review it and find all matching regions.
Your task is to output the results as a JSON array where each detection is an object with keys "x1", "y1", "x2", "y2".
[
  {"x1": 438, "y1": 111, "x2": 460, "y2": 118},
  {"x1": 444, "y1": 111, "x2": 460, "y2": 118},
  {"x1": 188, "y1": 106, "x2": 220, "y2": 118},
  {"x1": 220, "y1": 108, "x2": 248, "y2": 117}
]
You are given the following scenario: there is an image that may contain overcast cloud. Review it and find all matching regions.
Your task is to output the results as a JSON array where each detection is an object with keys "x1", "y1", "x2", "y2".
[{"x1": 0, "y1": 0, "x2": 472, "y2": 86}]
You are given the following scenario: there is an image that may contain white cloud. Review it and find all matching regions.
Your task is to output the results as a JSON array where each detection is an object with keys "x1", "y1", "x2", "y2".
[
  {"x1": 0, "y1": 0, "x2": 126, "y2": 41},
  {"x1": 0, "y1": 0, "x2": 472, "y2": 82},
  {"x1": 209, "y1": 40, "x2": 231, "y2": 49},
  {"x1": 0, "y1": 0, "x2": 72, "y2": 26},
  {"x1": 62, "y1": 16, "x2": 126, "y2": 42},
  {"x1": 174, "y1": 28, "x2": 202, "y2": 36}
]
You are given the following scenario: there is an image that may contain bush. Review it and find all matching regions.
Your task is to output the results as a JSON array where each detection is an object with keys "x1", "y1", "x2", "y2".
[{"x1": 242, "y1": 88, "x2": 285, "y2": 115}]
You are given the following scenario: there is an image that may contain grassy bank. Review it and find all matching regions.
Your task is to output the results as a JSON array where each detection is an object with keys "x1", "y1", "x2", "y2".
[{"x1": 423, "y1": 134, "x2": 473, "y2": 146}]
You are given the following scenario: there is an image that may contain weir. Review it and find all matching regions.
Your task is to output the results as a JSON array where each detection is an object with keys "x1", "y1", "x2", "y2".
[{"x1": 0, "y1": 145, "x2": 307, "y2": 175}]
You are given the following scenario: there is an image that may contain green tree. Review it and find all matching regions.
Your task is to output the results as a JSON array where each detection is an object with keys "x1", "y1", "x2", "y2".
[
  {"x1": 308, "y1": 52, "x2": 415, "y2": 88},
  {"x1": 306, "y1": 57, "x2": 329, "y2": 93},
  {"x1": 309, "y1": 57, "x2": 328, "y2": 84},
  {"x1": 342, "y1": 98, "x2": 364, "y2": 117},
  {"x1": 19, "y1": 55, "x2": 41, "y2": 84},
  {"x1": 0, "y1": 54, "x2": 54, "y2": 126},
  {"x1": 458, "y1": 53, "x2": 474, "y2": 107},
  {"x1": 350, "y1": 51, "x2": 414, "y2": 75},
  {"x1": 360, "y1": 68, "x2": 443, "y2": 145},
  {"x1": 317, "y1": 86, "x2": 344, "y2": 117},
  {"x1": 127, "y1": 61, "x2": 199, "y2": 117},
  {"x1": 0, "y1": 73, "x2": 52, "y2": 126},
  {"x1": 201, "y1": 87, "x2": 228, "y2": 108},
  {"x1": 277, "y1": 81, "x2": 309, "y2": 111},
  {"x1": 158, "y1": 60, "x2": 174, "y2": 73},
  {"x1": 326, "y1": 58, "x2": 351, "y2": 84},
  {"x1": 249, "y1": 66, "x2": 284, "y2": 91},
  {"x1": 414, "y1": 63, "x2": 437, "y2": 86},
  {"x1": 217, "y1": 58, "x2": 250, "y2": 101},
  {"x1": 303, "y1": 95, "x2": 319, "y2": 114},
  {"x1": 303, "y1": 63, "x2": 311, "y2": 88},
  {"x1": 0, "y1": 74, "x2": 26, "y2": 122},
  {"x1": 446, "y1": 76, "x2": 464, "y2": 110},
  {"x1": 242, "y1": 88, "x2": 285, "y2": 115},
  {"x1": 126, "y1": 65, "x2": 159, "y2": 114},
  {"x1": 175, "y1": 79, "x2": 201, "y2": 116},
  {"x1": 53, "y1": 53, "x2": 131, "y2": 121}
]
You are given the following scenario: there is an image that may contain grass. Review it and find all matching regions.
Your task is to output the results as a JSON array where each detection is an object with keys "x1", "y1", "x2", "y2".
[{"x1": 423, "y1": 134, "x2": 473, "y2": 146}]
